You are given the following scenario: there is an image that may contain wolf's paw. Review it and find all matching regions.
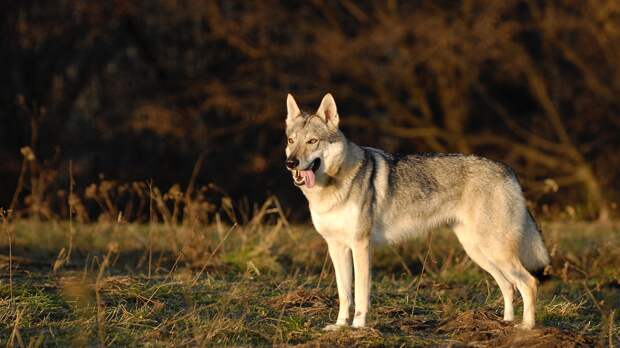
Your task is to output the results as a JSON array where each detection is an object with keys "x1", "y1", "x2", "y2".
[
  {"x1": 323, "y1": 323, "x2": 347, "y2": 331},
  {"x1": 352, "y1": 312, "x2": 366, "y2": 328},
  {"x1": 351, "y1": 321, "x2": 366, "y2": 329}
]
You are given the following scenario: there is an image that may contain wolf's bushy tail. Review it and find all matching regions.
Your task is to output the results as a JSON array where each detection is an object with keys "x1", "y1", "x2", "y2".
[
  {"x1": 522, "y1": 232, "x2": 550, "y2": 272},
  {"x1": 519, "y1": 212, "x2": 550, "y2": 273}
]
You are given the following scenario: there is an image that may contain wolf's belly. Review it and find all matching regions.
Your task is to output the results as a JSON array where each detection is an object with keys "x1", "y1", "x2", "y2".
[
  {"x1": 371, "y1": 215, "x2": 436, "y2": 245},
  {"x1": 309, "y1": 187, "x2": 459, "y2": 247},
  {"x1": 371, "y1": 203, "x2": 458, "y2": 245}
]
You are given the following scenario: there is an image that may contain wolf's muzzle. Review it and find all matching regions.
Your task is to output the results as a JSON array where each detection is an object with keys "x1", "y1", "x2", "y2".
[{"x1": 286, "y1": 158, "x2": 299, "y2": 170}]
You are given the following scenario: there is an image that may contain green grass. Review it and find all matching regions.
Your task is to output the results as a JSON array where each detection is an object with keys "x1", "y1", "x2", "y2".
[{"x1": 1, "y1": 220, "x2": 619, "y2": 347}]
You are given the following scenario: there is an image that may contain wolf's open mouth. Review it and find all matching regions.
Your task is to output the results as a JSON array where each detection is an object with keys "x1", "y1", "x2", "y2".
[{"x1": 293, "y1": 158, "x2": 321, "y2": 187}]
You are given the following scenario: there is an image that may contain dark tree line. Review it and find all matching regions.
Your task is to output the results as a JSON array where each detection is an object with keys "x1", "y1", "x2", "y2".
[{"x1": 1, "y1": 1, "x2": 619, "y2": 221}]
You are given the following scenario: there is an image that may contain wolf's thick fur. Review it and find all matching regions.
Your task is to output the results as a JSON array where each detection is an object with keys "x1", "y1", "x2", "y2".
[{"x1": 284, "y1": 93, "x2": 550, "y2": 330}]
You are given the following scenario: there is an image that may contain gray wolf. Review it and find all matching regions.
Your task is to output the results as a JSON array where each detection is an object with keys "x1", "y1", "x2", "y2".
[{"x1": 284, "y1": 93, "x2": 550, "y2": 330}]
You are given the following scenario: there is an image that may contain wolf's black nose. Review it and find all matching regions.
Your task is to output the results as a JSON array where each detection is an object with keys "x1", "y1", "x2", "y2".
[{"x1": 286, "y1": 158, "x2": 299, "y2": 169}]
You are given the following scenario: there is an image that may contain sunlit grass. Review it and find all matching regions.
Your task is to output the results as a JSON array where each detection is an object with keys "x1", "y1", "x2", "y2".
[{"x1": 0, "y1": 217, "x2": 618, "y2": 346}]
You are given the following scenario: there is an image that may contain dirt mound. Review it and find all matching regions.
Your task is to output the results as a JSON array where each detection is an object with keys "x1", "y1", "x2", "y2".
[{"x1": 437, "y1": 310, "x2": 595, "y2": 347}]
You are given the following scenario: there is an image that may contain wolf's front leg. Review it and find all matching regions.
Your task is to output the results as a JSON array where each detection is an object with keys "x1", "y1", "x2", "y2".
[
  {"x1": 351, "y1": 238, "x2": 371, "y2": 328},
  {"x1": 323, "y1": 240, "x2": 352, "y2": 331}
]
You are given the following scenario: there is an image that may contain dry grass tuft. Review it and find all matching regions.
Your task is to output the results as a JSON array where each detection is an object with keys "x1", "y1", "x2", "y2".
[{"x1": 270, "y1": 289, "x2": 333, "y2": 312}]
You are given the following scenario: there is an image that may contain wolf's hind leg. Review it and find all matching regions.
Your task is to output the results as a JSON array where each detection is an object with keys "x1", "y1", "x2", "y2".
[
  {"x1": 475, "y1": 233, "x2": 538, "y2": 329},
  {"x1": 496, "y1": 258, "x2": 537, "y2": 329},
  {"x1": 453, "y1": 225, "x2": 515, "y2": 322}
]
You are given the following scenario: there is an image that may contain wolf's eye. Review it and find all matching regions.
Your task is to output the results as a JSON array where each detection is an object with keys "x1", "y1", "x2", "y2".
[
  {"x1": 287, "y1": 138, "x2": 294, "y2": 144},
  {"x1": 307, "y1": 138, "x2": 318, "y2": 144}
]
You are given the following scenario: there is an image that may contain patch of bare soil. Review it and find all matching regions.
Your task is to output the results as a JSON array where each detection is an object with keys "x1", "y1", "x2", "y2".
[{"x1": 436, "y1": 310, "x2": 595, "y2": 347}]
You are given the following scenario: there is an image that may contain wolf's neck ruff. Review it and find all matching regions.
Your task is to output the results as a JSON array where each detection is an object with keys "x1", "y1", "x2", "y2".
[
  {"x1": 301, "y1": 140, "x2": 368, "y2": 214},
  {"x1": 330, "y1": 139, "x2": 365, "y2": 179}
]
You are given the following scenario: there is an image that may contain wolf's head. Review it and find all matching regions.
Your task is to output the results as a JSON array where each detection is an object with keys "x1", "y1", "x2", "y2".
[{"x1": 284, "y1": 93, "x2": 346, "y2": 189}]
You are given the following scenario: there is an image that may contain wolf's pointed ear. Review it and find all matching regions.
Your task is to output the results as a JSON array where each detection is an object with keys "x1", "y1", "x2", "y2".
[
  {"x1": 286, "y1": 94, "x2": 301, "y2": 125},
  {"x1": 316, "y1": 93, "x2": 339, "y2": 128}
]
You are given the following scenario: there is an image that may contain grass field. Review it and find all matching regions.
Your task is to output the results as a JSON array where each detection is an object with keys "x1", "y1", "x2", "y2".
[{"x1": 1, "y1": 216, "x2": 619, "y2": 347}]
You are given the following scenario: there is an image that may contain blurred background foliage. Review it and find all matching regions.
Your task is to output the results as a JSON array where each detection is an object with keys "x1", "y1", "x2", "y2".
[{"x1": 0, "y1": 0, "x2": 619, "y2": 221}]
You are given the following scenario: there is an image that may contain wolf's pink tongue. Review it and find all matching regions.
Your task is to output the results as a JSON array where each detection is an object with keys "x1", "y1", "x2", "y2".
[{"x1": 300, "y1": 170, "x2": 315, "y2": 188}]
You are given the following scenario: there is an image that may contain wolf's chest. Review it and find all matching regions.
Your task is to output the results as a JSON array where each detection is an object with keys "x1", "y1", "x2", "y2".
[{"x1": 309, "y1": 201, "x2": 361, "y2": 242}]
